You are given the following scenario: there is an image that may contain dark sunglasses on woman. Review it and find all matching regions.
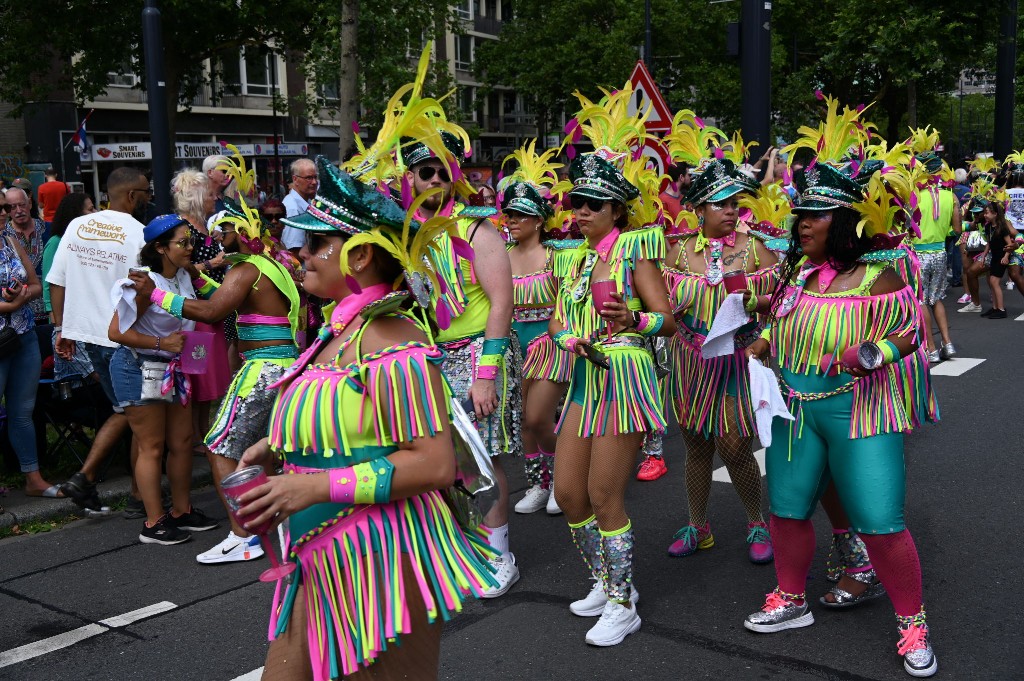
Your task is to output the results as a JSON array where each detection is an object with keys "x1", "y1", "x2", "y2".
[
  {"x1": 417, "y1": 166, "x2": 451, "y2": 183},
  {"x1": 261, "y1": 212, "x2": 284, "y2": 221},
  {"x1": 570, "y1": 195, "x2": 608, "y2": 212}
]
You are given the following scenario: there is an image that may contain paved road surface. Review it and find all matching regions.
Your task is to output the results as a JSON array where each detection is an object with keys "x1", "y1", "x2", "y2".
[{"x1": 2, "y1": 292, "x2": 1022, "y2": 680}]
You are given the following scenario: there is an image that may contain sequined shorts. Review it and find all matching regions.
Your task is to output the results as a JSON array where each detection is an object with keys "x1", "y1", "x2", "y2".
[
  {"x1": 206, "y1": 361, "x2": 289, "y2": 460},
  {"x1": 440, "y1": 333, "x2": 523, "y2": 458},
  {"x1": 917, "y1": 250, "x2": 948, "y2": 306}
]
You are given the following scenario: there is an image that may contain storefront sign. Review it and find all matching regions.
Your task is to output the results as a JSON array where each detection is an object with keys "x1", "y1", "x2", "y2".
[
  {"x1": 83, "y1": 142, "x2": 152, "y2": 162},
  {"x1": 253, "y1": 143, "x2": 308, "y2": 156},
  {"x1": 175, "y1": 143, "x2": 257, "y2": 159}
]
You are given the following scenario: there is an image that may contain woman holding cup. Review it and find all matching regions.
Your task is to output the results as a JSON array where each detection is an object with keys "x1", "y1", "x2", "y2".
[
  {"x1": 107, "y1": 214, "x2": 217, "y2": 545},
  {"x1": 547, "y1": 87, "x2": 675, "y2": 647},
  {"x1": 659, "y1": 155, "x2": 777, "y2": 564},
  {"x1": 231, "y1": 158, "x2": 496, "y2": 681}
]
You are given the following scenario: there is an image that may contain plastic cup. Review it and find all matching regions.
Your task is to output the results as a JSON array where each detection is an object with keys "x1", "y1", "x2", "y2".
[
  {"x1": 591, "y1": 279, "x2": 618, "y2": 339},
  {"x1": 723, "y1": 270, "x2": 748, "y2": 294},
  {"x1": 221, "y1": 466, "x2": 295, "y2": 582},
  {"x1": 180, "y1": 330, "x2": 214, "y2": 374}
]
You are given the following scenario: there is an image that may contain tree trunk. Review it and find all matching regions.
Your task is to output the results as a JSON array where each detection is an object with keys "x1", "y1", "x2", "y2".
[
  {"x1": 338, "y1": 0, "x2": 359, "y2": 161},
  {"x1": 907, "y1": 80, "x2": 918, "y2": 129}
]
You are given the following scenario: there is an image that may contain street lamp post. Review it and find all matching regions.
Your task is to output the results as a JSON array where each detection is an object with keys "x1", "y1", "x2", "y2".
[
  {"x1": 740, "y1": 0, "x2": 772, "y2": 150},
  {"x1": 142, "y1": 0, "x2": 172, "y2": 212}
]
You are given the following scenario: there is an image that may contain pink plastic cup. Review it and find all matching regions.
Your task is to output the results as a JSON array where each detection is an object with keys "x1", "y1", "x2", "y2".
[
  {"x1": 723, "y1": 270, "x2": 748, "y2": 294},
  {"x1": 180, "y1": 330, "x2": 214, "y2": 374},
  {"x1": 221, "y1": 466, "x2": 295, "y2": 582},
  {"x1": 591, "y1": 279, "x2": 618, "y2": 339}
]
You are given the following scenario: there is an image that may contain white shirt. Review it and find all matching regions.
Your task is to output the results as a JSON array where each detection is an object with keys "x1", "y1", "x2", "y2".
[
  {"x1": 281, "y1": 189, "x2": 310, "y2": 250},
  {"x1": 46, "y1": 209, "x2": 146, "y2": 347},
  {"x1": 112, "y1": 270, "x2": 196, "y2": 359}
]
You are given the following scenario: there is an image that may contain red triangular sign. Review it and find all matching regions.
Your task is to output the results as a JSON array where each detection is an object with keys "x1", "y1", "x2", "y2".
[{"x1": 628, "y1": 60, "x2": 673, "y2": 133}]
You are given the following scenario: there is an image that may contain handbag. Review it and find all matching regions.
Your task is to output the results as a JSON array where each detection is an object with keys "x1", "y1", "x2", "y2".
[
  {"x1": 0, "y1": 326, "x2": 19, "y2": 359},
  {"x1": 140, "y1": 360, "x2": 173, "y2": 402}
]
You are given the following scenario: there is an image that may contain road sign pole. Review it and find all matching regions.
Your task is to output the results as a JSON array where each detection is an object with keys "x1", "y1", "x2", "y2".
[
  {"x1": 740, "y1": 0, "x2": 772, "y2": 150},
  {"x1": 994, "y1": 0, "x2": 1017, "y2": 160},
  {"x1": 142, "y1": 0, "x2": 172, "y2": 213}
]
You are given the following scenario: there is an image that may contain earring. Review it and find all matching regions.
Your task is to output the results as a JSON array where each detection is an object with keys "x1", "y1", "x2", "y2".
[
  {"x1": 355, "y1": 264, "x2": 363, "y2": 272},
  {"x1": 697, "y1": 214, "x2": 705, "y2": 228}
]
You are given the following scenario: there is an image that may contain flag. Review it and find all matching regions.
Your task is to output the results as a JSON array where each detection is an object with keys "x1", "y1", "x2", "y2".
[{"x1": 71, "y1": 109, "x2": 94, "y2": 151}]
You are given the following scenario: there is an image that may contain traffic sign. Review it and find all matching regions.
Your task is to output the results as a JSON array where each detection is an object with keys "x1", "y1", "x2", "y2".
[
  {"x1": 636, "y1": 138, "x2": 672, "y2": 192},
  {"x1": 628, "y1": 60, "x2": 673, "y2": 133}
]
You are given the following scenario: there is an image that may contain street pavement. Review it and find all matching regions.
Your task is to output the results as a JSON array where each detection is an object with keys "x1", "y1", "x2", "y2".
[{"x1": 1, "y1": 287, "x2": 1022, "y2": 681}]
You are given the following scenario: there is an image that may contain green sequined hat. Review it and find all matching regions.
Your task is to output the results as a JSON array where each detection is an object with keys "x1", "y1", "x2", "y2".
[
  {"x1": 683, "y1": 158, "x2": 758, "y2": 205},
  {"x1": 500, "y1": 180, "x2": 553, "y2": 219},
  {"x1": 915, "y1": 152, "x2": 944, "y2": 175},
  {"x1": 567, "y1": 150, "x2": 640, "y2": 203},
  {"x1": 402, "y1": 132, "x2": 466, "y2": 169},
  {"x1": 280, "y1": 156, "x2": 409, "y2": 235},
  {"x1": 792, "y1": 163, "x2": 865, "y2": 211}
]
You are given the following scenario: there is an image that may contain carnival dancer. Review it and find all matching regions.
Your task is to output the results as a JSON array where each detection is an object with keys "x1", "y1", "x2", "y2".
[
  {"x1": 499, "y1": 141, "x2": 576, "y2": 515},
  {"x1": 660, "y1": 119, "x2": 776, "y2": 564},
  {"x1": 906, "y1": 128, "x2": 961, "y2": 361},
  {"x1": 550, "y1": 86, "x2": 675, "y2": 646},
  {"x1": 234, "y1": 158, "x2": 496, "y2": 681},
  {"x1": 742, "y1": 96, "x2": 939, "y2": 678},
  {"x1": 131, "y1": 147, "x2": 303, "y2": 564}
]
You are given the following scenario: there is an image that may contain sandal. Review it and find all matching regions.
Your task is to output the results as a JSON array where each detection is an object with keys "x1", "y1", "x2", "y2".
[
  {"x1": 819, "y1": 569, "x2": 886, "y2": 609},
  {"x1": 25, "y1": 484, "x2": 65, "y2": 499}
]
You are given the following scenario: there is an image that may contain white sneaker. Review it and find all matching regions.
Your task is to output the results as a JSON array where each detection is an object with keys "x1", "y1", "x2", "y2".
[
  {"x1": 546, "y1": 485, "x2": 562, "y2": 515},
  {"x1": 957, "y1": 302, "x2": 982, "y2": 313},
  {"x1": 1007, "y1": 281, "x2": 1015, "y2": 290},
  {"x1": 585, "y1": 600, "x2": 641, "y2": 646},
  {"x1": 956, "y1": 293, "x2": 971, "y2": 304},
  {"x1": 570, "y1": 579, "x2": 640, "y2": 617},
  {"x1": 514, "y1": 485, "x2": 550, "y2": 514},
  {"x1": 481, "y1": 552, "x2": 520, "y2": 598},
  {"x1": 196, "y1": 531, "x2": 264, "y2": 564}
]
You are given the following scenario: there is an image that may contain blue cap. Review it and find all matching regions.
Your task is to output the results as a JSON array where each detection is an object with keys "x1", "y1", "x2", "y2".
[{"x1": 144, "y1": 214, "x2": 188, "y2": 242}]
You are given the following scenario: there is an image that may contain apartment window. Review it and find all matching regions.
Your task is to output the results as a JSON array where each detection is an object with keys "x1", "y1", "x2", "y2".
[
  {"x1": 459, "y1": 86, "x2": 476, "y2": 121},
  {"x1": 500, "y1": 0, "x2": 512, "y2": 21},
  {"x1": 107, "y1": 61, "x2": 139, "y2": 88},
  {"x1": 454, "y1": 1, "x2": 471, "y2": 19},
  {"x1": 486, "y1": 0, "x2": 497, "y2": 18},
  {"x1": 219, "y1": 49, "x2": 279, "y2": 97},
  {"x1": 319, "y1": 81, "x2": 340, "y2": 106},
  {"x1": 504, "y1": 92, "x2": 517, "y2": 115},
  {"x1": 454, "y1": 35, "x2": 473, "y2": 71}
]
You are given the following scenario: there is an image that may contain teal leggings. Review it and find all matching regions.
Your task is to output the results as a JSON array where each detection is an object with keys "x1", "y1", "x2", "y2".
[{"x1": 766, "y1": 371, "x2": 906, "y2": 535}]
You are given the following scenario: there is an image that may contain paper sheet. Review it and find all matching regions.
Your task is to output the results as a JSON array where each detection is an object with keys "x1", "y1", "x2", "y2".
[{"x1": 748, "y1": 356, "x2": 794, "y2": 448}]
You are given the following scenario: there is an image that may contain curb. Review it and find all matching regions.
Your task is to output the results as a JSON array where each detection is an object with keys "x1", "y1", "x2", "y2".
[{"x1": 0, "y1": 459, "x2": 213, "y2": 531}]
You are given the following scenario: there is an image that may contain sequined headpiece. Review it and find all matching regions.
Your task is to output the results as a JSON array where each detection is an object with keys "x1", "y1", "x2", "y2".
[{"x1": 684, "y1": 158, "x2": 758, "y2": 206}]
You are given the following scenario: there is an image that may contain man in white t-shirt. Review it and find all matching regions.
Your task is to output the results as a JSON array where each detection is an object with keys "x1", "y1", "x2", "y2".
[
  {"x1": 280, "y1": 157, "x2": 318, "y2": 252},
  {"x1": 48, "y1": 167, "x2": 150, "y2": 513}
]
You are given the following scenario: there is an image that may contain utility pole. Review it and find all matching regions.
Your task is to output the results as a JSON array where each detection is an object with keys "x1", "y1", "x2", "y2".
[
  {"x1": 994, "y1": 0, "x2": 1017, "y2": 159},
  {"x1": 644, "y1": 0, "x2": 652, "y2": 65},
  {"x1": 740, "y1": 0, "x2": 772, "y2": 150},
  {"x1": 270, "y1": 50, "x2": 281, "y2": 193},
  {"x1": 142, "y1": 0, "x2": 172, "y2": 212}
]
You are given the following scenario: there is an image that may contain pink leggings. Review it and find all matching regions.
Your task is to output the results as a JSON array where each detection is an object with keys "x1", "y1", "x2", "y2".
[{"x1": 770, "y1": 515, "x2": 922, "y2": 616}]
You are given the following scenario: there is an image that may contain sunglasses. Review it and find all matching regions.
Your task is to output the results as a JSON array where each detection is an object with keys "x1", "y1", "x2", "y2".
[
  {"x1": 261, "y1": 213, "x2": 285, "y2": 221},
  {"x1": 417, "y1": 166, "x2": 451, "y2": 183},
  {"x1": 0, "y1": 205, "x2": 10, "y2": 213},
  {"x1": 569, "y1": 195, "x2": 607, "y2": 212},
  {"x1": 305, "y1": 231, "x2": 337, "y2": 256}
]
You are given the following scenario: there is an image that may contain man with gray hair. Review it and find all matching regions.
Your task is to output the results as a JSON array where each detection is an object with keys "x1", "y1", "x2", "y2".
[
  {"x1": 203, "y1": 154, "x2": 232, "y2": 213},
  {"x1": 280, "y1": 158, "x2": 318, "y2": 252}
]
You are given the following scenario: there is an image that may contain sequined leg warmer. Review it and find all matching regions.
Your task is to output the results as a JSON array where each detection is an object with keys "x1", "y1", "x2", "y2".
[
  {"x1": 569, "y1": 515, "x2": 603, "y2": 579},
  {"x1": 539, "y1": 445, "x2": 554, "y2": 490},
  {"x1": 716, "y1": 431, "x2": 764, "y2": 524},
  {"x1": 682, "y1": 429, "x2": 716, "y2": 527},
  {"x1": 859, "y1": 530, "x2": 923, "y2": 617},
  {"x1": 641, "y1": 430, "x2": 663, "y2": 460},
  {"x1": 523, "y1": 452, "x2": 545, "y2": 488},
  {"x1": 827, "y1": 528, "x2": 873, "y2": 581},
  {"x1": 600, "y1": 522, "x2": 635, "y2": 604}
]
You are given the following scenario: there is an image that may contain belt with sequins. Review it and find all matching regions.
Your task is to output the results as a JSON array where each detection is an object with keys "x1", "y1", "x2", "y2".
[{"x1": 513, "y1": 306, "x2": 554, "y2": 323}]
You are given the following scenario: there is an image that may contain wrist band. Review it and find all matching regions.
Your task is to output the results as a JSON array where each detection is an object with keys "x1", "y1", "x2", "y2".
[
  {"x1": 552, "y1": 330, "x2": 580, "y2": 352},
  {"x1": 151, "y1": 288, "x2": 186, "y2": 319},
  {"x1": 879, "y1": 339, "x2": 900, "y2": 365},
  {"x1": 54, "y1": 325, "x2": 61, "y2": 332},
  {"x1": 744, "y1": 294, "x2": 759, "y2": 313},
  {"x1": 635, "y1": 312, "x2": 664, "y2": 337},
  {"x1": 329, "y1": 458, "x2": 395, "y2": 505},
  {"x1": 193, "y1": 273, "x2": 218, "y2": 298},
  {"x1": 155, "y1": 337, "x2": 161, "y2": 352},
  {"x1": 482, "y1": 337, "x2": 509, "y2": 356},
  {"x1": 476, "y1": 365, "x2": 499, "y2": 380},
  {"x1": 759, "y1": 325, "x2": 772, "y2": 341},
  {"x1": 476, "y1": 352, "x2": 501, "y2": 380}
]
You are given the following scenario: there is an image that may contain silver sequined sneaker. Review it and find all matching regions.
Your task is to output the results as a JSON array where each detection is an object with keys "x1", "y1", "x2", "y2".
[
  {"x1": 939, "y1": 342, "x2": 957, "y2": 360},
  {"x1": 743, "y1": 588, "x2": 815, "y2": 633},
  {"x1": 897, "y1": 611, "x2": 937, "y2": 677}
]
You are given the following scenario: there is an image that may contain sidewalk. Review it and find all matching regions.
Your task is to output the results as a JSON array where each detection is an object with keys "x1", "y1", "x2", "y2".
[{"x1": 0, "y1": 458, "x2": 212, "y2": 530}]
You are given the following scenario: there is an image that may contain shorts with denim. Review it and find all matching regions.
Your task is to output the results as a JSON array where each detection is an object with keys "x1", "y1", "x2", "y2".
[
  {"x1": 109, "y1": 346, "x2": 174, "y2": 409},
  {"x1": 82, "y1": 342, "x2": 124, "y2": 414}
]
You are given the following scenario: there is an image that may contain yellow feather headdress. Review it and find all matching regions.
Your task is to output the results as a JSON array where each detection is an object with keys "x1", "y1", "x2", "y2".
[
  {"x1": 782, "y1": 94, "x2": 875, "y2": 165},
  {"x1": 739, "y1": 183, "x2": 792, "y2": 235},
  {"x1": 497, "y1": 139, "x2": 572, "y2": 231},
  {"x1": 662, "y1": 109, "x2": 726, "y2": 170},
  {"x1": 968, "y1": 155, "x2": 999, "y2": 175},
  {"x1": 905, "y1": 125, "x2": 941, "y2": 154},
  {"x1": 719, "y1": 130, "x2": 758, "y2": 167}
]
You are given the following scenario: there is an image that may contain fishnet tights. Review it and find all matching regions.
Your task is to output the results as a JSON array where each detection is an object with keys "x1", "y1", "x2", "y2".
[{"x1": 682, "y1": 397, "x2": 764, "y2": 527}]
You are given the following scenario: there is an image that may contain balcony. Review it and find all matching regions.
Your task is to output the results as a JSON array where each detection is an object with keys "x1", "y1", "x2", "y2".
[
  {"x1": 89, "y1": 84, "x2": 275, "y2": 111},
  {"x1": 473, "y1": 14, "x2": 503, "y2": 36},
  {"x1": 484, "y1": 111, "x2": 537, "y2": 136}
]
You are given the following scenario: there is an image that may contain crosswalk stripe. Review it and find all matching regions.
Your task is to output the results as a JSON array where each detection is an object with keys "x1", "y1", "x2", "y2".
[
  {"x1": 1015, "y1": 312, "x2": 1024, "y2": 321},
  {"x1": 713, "y1": 448, "x2": 766, "y2": 482},
  {"x1": 229, "y1": 668, "x2": 264, "y2": 681},
  {"x1": 929, "y1": 357, "x2": 985, "y2": 376}
]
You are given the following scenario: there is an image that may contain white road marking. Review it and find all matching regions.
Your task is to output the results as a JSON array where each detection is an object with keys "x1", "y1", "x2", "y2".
[
  {"x1": 98, "y1": 601, "x2": 177, "y2": 628},
  {"x1": 0, "y1": 601, "x2": 177, "y2": 669},
  {"x1": 229, "y1": 668, "x2": 264, "y2": 681},
  {"x1": 713, "y1": 448, "x2": 766, "y2": 482},
  {"x1": 929, "y1": 357, "x2": 986, "y2": 376},
  {"x1": 0, "y1": 624, "x2": 107, "y2": 668},
  {"x1": 1015, "y1": 312, "x2": 1024, "y2": 321}
]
